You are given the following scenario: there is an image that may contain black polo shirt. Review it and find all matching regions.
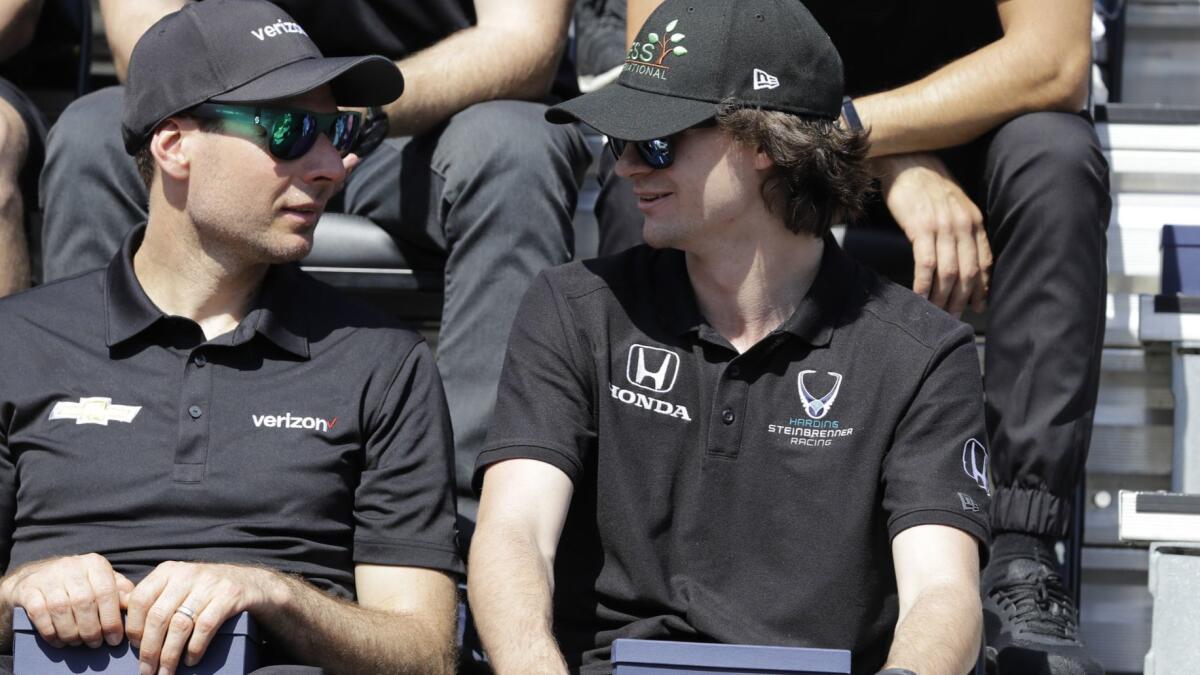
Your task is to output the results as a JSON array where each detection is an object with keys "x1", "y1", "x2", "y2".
[
  {"x1": 475, "y1": 240, "x2": 991, "y2": 675},
  {"x1": 0, "y1": 227, "x2": 463, "y2": 598}
]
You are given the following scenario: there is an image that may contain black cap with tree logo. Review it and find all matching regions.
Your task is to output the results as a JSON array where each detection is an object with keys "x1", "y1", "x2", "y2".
[{"x1": 547, "y1": 0, "x2": 843, "y2": 141}]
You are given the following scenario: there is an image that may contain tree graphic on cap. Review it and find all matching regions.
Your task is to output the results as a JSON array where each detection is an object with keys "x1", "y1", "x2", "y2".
[{"x1": 648, "y1": 19, "x2": 687, "y2": 65}]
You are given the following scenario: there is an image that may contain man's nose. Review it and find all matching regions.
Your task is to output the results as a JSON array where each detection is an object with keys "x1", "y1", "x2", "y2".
[
  {"x1": 613, "y1": 142, "x2": 654, "y2": 179},
  {"x1": 300, "y1": 133, "x2": 349, "y2": 186}
]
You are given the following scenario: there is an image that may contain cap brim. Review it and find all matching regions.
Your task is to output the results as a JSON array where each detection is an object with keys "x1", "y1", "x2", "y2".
[
  {"x1": 211, "y1": 55, "x2": 403, "y2": 108},
  {"x1": 547, "y1": 84, "x2": 717, "y2": 141}
]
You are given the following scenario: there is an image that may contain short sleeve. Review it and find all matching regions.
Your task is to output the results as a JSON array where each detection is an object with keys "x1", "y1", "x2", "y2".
[
  {"x1": 354, "y1": 339, "x2": 463, "y2": 576},
  {"x1": 472, "y1": 272, "x2": 597, "y2": 492},
  {"x1": 882, "y1": 326, "x2": 991, "y2": 552}
]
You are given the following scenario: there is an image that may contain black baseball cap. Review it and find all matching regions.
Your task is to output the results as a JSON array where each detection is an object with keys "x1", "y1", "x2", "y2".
[
  {"x1": 121, "y1": 0, "x2": 404, "y2": 154},
  {"x1": 548, "y1": 0, "x2": 843, "y2": 141}
]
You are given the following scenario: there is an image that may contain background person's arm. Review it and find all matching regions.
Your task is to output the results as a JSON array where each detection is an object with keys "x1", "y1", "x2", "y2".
[
  {"x1": 882, "y1": 524, "x2": 983, "y2": 675},
  {"x1": 626, "y1": 0, "x2": 657, "y2": 51},
  {"x1": 469, "y1": 459, "x2": 574, "y2": 675},
  {"x1": 98, "y1": 0, "x2": 188, "y2": 82},
  {"x1": 122, "y1": 561, "x2": 459, "y2": 675},
  {"x1": 382, "y1": 0, "x2": 572, "y2": 136}
]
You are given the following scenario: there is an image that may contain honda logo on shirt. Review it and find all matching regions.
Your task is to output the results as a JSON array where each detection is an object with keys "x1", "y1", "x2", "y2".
[
  {"x1": 626, "y1": 344, "x2": 680, "y2": 393},
  {"x1": 962, "y1": 437, "x2": 990, "y2": 493}
]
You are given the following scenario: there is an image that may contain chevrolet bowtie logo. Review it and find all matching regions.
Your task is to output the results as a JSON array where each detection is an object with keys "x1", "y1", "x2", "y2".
[{"x1": 48, "y1": 397, "x2": 142, "y2": 426}]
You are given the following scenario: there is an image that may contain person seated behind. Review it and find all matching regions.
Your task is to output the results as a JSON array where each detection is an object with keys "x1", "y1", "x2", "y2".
[
  {"x1": 0, "y1": 3, "x2": 460, "y2": 673},
  {"x1": 0, "y1": 0, "x2": 47, "y2": 296},
  {"x1": 40, "y1": 0, "x2": 592, "y2": 522},
  {"x1": 468, "y1": 2, "x2": 992, "y2": 674}
]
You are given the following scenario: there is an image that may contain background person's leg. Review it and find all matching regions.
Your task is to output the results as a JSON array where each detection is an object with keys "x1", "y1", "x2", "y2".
[
  {"x1": 594, "y1": 145, "x2": 644, "y2": 257},
  {"x1": 977, "y1": 111, "x2": 1109, "y2": 543},
  {"x1": 973, "y1": 110, "x2": 1109, "y2": 675},
  {"x1": 0, "y1": 80, "x2": 34, "y2": 295},
  {"x1": 342, "y1": 99, "x2": 590, "y2": 521},
  {"x1": 39, "y1": 86, "x2": 146, "y2": 281},
  {"x1": 431, "y1": 100, "x2": 589, "y2": 519}
]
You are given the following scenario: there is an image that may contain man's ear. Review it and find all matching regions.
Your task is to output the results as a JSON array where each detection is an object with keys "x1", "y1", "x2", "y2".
[
  {"x1": 149, "y1": 119, "x2": 191, "y2": 181},
  {"x1": 753, "y1": 145, "x2": 775, "y2": 171}
]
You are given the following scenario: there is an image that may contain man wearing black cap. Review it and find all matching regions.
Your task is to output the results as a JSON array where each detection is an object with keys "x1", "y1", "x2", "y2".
[
  {"x1": 469, "y1": 2, "x2": 991, "y2": 674},
  {"x1": 607, "y1": 2, "x2": 1110, "y2": 674},
  {"x1": 0, "y1": 2, "x2": 460, "y2": 674},
  {"x1": 39, "y1": 0, "x2": 589, "y2": 522}
]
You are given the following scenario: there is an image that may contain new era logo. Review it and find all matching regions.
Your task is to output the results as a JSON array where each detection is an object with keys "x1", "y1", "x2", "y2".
[
  {"x1": 753, "y1": 68, "x2": 780, "y2": 90},
  {"x1": 626, "y1": 345, "x2": 681, "y2": 394},
  {"x1": 957, "y1": 492, "x2": 981, "y2": 513}
]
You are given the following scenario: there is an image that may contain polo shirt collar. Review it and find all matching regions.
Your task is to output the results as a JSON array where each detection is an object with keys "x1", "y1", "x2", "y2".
[
  {"x1": 655, "y1": 235, "x2": 860, "y2": 348},
  {"x1": 104, "y1": 225, "x2": 310, "y2": 358},
  {"x1": 776, "y1": 236, "x2": 860, "y2": 347},
  {"x1": 248, "y1": 264, "x2": 311, "y2": 359}
]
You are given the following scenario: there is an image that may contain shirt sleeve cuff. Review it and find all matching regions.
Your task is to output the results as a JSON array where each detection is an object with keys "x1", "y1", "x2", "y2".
[
  {"x1": 472, "y1": 443, "x2": 584, "y2": 495},
  {"x1": 354, "y1": 537, "x2": 465, "y2": 577},
  {"x1": 888, "y1": 509, "x2": 992, "y2": 568}
]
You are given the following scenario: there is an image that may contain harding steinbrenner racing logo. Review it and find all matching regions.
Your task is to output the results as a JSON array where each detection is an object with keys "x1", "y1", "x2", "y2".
[
  {"x1": 766, "y1": 370, "x2": 854, "y2": 447},
  {"x1": 797, "y1": 370, "x2": 842, "y2": 419},
  {"x1": 609, "y1": 344, "x2": 691, "y2": 421}
]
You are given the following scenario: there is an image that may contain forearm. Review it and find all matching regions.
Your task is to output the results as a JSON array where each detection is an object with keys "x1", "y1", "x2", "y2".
[
  {"x1": 853, "y1": 0, "x2": 1091, "y2": 157},
  {"x1": 386, "y1": 5, "x2": 569, "y2": 136},
  {"x1": 98, "y1": 0, "x2": 189, "y2": 81},
  {"x1": 0, "y1": 587, "x2": 13, "y2": 652},
  {"x1": 0, "y1": 0, "x2": 42, "y2": 60},
  {"x1": 253, "y1": 569, "x2": 454, "y2": 675},
  {"x1": 883, "y1": 583, "x2": 981, "y2": 675},
  {"x1": 468, "y1": 524, "x2": 566, "y2": 674},
  {"x1": 626, "y1": 0, "x2": 660, "y2": 51}
]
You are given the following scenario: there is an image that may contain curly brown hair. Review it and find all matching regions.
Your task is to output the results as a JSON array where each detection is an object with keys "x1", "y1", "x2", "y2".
[{"x1": 716, "y1": 101, "x2": 873, "y2": 238}]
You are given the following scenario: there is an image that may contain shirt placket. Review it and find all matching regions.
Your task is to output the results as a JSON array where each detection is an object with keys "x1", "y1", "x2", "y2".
[
  {"x1": 705, "y1": 358, "x2": 749, "y2": 459},
  {"x1": 173, "y1": 347, "x2": 213, "y2": 483}
]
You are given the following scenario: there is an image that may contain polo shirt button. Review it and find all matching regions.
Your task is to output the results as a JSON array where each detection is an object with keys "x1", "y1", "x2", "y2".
[
  {"x1": 188, "y1": 405, "x2": 203, "y2": 419},
  {"x1": 721, "y1": 408, "x2": 735, "y2": 425},
  {"x1": 193, "y1": 353, "x2": 207, "y2": 367}
]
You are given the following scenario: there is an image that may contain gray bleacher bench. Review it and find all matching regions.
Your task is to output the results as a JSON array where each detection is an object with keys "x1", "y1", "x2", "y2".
[{"x1": 301, "y1": 213, "x2": 444, "y2": 321}]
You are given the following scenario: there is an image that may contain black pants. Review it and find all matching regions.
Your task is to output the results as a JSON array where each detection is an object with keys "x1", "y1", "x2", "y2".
[{"x1": 595, "y1": 111, "x2": 1111, "y2": 538}]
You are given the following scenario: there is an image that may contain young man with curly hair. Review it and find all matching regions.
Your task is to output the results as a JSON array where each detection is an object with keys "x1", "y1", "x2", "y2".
[{"x1": 468, "y1": 2, "x2": 993, "y2": 673}]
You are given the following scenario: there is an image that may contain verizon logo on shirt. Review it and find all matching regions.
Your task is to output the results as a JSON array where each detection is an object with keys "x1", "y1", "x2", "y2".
[
  {"x1": 250, "y1": 19, "x2": 307, "y2": 41},
  {"x1": 252, "y1": 413, "x2": 337, "y2": 432}
]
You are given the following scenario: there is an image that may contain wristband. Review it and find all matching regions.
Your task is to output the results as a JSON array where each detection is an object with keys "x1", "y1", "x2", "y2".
[{"x1": 841, "y1": 95, "x2": 864, "y2": 132}]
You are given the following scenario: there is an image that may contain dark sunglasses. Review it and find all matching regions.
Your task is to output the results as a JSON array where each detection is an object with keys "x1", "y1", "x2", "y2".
[
  {"x1": 188, "y1": 103, "x2": 363, "y2": 161},
  {"x1": 607, "y1": 118, "x2": 717, "y2": 169}
]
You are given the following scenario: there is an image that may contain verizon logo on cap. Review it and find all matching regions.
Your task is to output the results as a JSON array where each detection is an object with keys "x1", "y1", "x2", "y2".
[{"x1": 250, "y1": 19, "x2": 307, "y2": 41}]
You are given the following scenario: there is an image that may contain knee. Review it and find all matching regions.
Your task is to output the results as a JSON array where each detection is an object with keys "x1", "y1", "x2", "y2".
[
  {"x1": 990, "y1": 112, "x2": 1108, "y2": 189},
  {"x1": 45, "y1": 87, "x2": 126, "y2": 165},
  {"x1": 0, "y1": 99, "x2": 30, "y2": 174},
  {"x1": 987, "y1": 112, "x2": 1111, "y2": 236},
  {"x1": 444, "y1": 100, "x2": 590, "y2": 186}
]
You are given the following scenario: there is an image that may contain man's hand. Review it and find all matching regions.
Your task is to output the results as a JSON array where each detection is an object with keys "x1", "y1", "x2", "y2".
[
  {"x1": 0, "y1": 553, "x2": 134, "y2": 649},
  {"x1": 875, "y1": 152, "x2": 992, "y2": 317},
  {"x1": 124, "y1": 561, "x2": 276, "y2": 675}
]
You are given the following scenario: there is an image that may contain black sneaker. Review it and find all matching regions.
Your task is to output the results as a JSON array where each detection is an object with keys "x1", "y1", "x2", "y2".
[{"x1": 982, "y1": 534, "x2": 1104, "y2": 675}]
